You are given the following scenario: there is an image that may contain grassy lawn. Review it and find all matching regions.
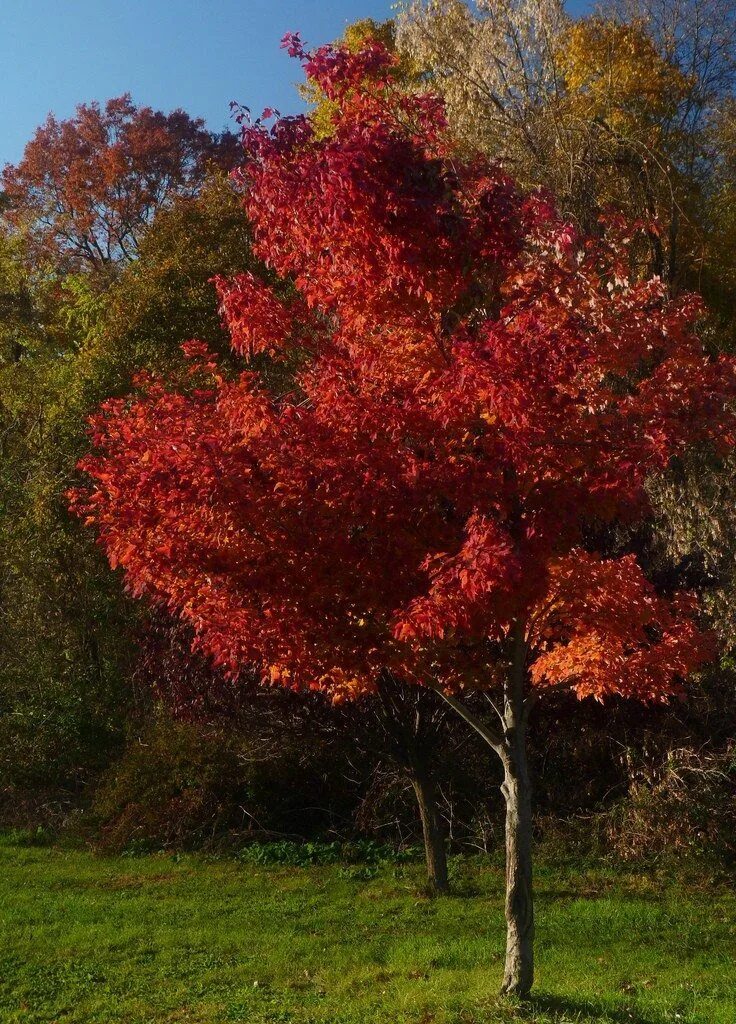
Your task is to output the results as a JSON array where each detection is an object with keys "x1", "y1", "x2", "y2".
[{"x1": 0, "y1": 837, "x2": 733, "y2": 1024}]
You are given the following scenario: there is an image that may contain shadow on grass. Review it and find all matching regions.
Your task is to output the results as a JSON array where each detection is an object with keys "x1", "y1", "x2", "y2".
[
  {"x1": 520, "y1": 992, "x2": 666, "y2": 1024},
  {"x1": 536, "y1": 886, "x2": 665, "y2": 905}
]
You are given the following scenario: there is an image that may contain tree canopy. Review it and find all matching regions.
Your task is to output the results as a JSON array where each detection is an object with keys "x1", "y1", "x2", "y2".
[{"x1": 1, "y1": 95, "x2": 238, "y2": 274}]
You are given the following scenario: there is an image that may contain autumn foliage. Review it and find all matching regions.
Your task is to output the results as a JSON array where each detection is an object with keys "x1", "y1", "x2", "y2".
[
  {"x1": 2, "y1": 94, "x2": 238, "y2": 271},
  {"x1": 72, "y1": 35, "x2": 735, "y2": 711}
]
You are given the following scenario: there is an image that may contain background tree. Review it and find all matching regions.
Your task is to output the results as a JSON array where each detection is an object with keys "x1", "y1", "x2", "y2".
[
  {"x1": 395, "y1": 0, "x2": 735, "y2": 288},
  {"x1": 0, "y1": 227, "x2": 39, "y2": 364},
  {"x1": 1, "y1": 94, "x2": 238, "y2": 275},
  {"x1": 72, "y1": 38, "x2": 734, "y2": 997},
  {"x1": 340, "y1": 677, "x2": 453, "y2": 892},
  {"x1": 395, "y1": 0, "x2": 568, "y2": 172},
  {"x1": 0, "y1": 173, "x2": 257, "y2": 819},
  {"x1": 556, "y1": 16, "x2": 690, "y2": 276}
]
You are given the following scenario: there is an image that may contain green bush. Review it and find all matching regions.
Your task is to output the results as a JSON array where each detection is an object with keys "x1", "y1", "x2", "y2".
[
  {"x1": 235, "y1": 839, "x2": 419, "y2": 867},
  {"x1": 91, "y1": 715, "x2": 249, "y2": 852}
]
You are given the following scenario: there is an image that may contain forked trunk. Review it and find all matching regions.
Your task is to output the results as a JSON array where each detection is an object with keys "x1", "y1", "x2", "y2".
[
  {"x1": 410, "y1": 768, "x2": 449, "y2": 894},
  {"x1": 432, "y1": 620, "x2": 535, "y2": 996}
]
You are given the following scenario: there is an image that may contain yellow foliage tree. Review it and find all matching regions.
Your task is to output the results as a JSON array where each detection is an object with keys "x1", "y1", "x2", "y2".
[{"x1": 559, "y1": 18, "x2": 690, "y2": 138}]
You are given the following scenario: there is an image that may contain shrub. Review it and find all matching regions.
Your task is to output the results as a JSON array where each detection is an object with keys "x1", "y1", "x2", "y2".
[
  {"x1": 603, "y1": 743, "x2": 736, "y2": 863},
  {"x1": 90, "y1": 703, "x2": 365, "y2": 853},
  {"x1": 91, "y1": 715, "x2": 247, "y2": 852}
]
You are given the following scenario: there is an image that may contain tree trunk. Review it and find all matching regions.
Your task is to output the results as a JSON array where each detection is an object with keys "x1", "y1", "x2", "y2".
[
  {"x1": 410, "y1": 767, "x2": 449, "y2": 894},
  {"x1": 499, "y1": 624, "x2": 534, "y2": 997},
  {"x1": 369, "y1": 671, "x2": 450, "y2": 894},
  {"x1": 499, "y1": 735, "x2": 534, "y2": 996},
  {"x1": 430, "y1": 620, "x2": 535, "y2": 996}
]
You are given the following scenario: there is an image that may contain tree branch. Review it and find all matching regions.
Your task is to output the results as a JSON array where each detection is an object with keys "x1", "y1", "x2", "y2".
[{"x1": 425, "y1": 680, "x2": 504, "y2": 755}]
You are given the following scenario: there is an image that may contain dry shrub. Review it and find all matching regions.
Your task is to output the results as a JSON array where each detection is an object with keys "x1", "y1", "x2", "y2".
[{"x1": 603, "y1": 743, "x2": 736, "y2": 863}]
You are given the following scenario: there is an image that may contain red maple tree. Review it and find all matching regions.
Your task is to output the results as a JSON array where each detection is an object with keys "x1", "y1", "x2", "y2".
[
  {"x1": 2, "y1": 94, "x2": 238, "y2": 272},
  {"x1": 71, "y1": 36, "x2": 736, "y2": 996}
]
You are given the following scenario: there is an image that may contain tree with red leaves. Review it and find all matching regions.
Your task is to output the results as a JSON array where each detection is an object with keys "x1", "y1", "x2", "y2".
[
  {"x1": 2, "y1": 94, "x2": 237, "y2": 273},
  {"x1": 70, "y1": 36, "x2": 736, "y2": 997}
]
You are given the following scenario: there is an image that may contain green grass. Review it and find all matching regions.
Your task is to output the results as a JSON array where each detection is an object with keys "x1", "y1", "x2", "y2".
[{"x1": 0, "y1": 837, "x2": 733, "y2": 1024}]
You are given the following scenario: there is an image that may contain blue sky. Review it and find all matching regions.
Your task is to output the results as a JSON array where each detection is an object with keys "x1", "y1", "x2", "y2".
[{"x1": 0, "y1": 0, "x2": 590, "y2": 169}]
